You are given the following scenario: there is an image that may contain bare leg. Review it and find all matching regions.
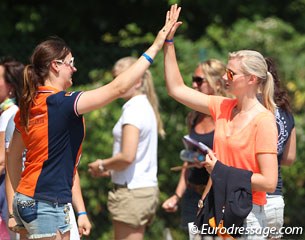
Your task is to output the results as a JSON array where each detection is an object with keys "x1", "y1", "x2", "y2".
[{"x1": 113, "y1": 220, "x2": 145, "y2": 240}]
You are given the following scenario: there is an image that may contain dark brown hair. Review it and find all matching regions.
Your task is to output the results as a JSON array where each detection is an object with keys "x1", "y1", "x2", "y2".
[
  {"x1": 265, "y1": 57, "x2": 291, "y2": 113},
  {"x1": 0, "y1": 56, "x2": 24, "y2": 105},
  {"x1": 20, "y1": 36, "x2": 71, "y2": 130}
]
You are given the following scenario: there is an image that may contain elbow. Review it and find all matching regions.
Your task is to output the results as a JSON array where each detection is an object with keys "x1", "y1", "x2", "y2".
[
  {"x1": 115, "y1": 153, "x2": 134, "y2": 171},
  {"x1": 266, "y1": 183, "x2": 277, "y2": 193},
  {"x1": 265, "y1": 178, "x2": 278, "y2": 193},
  {"x1": 281, "y1": 156, "x2": 296, "y2": 166},
  {"x1": 111, "y1": 80, "x2": 129, "y2": 98},
  {"x1": 167, "y1": 86, "x2": 180, "y2": 99},
  {"x1": 122, "y1": 154, "x2": 134, "y2": 165}
]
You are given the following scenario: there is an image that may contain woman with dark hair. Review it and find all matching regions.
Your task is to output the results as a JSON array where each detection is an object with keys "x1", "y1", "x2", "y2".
[
  {"x1": 6, "y1": 5, "x2": 181, "y2": 239},
  {"x1": 264, "y1": 57, "x2": 296, "y2": 240},
  {"x1": 0, "y1": 57, "x2": 24, "y2": 239}
]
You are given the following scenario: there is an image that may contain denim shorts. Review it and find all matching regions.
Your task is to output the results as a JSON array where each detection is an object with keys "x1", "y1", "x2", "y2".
[{"x1": 13, "y1": 193, "x2": 71, "y2": 239}]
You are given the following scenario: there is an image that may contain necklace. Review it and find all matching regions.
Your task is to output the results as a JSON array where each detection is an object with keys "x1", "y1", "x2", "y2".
[{"x1": 232, "y1": 102, "x2": 258, "y2": 116}]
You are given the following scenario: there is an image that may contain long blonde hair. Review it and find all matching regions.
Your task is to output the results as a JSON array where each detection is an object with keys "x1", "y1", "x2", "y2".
[
  {"x1": 229, "y1": 50, "x2": 276, "y2": 113},
  {"x1": 112, "y1": 56, "x2": 165, "y2": 138},
  {"x1": 199, "y1": 59, "x2": 227, "y2": 96},
  {"x1": 187, "y1": 59, "x2": 227, "y2": 131}
]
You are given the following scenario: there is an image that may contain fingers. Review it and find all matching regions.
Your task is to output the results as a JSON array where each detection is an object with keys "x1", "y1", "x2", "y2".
[
  {"x1": 78, "y1": 227, "x2": 83, "y2": 237},
  {"x1": 82, "y1": 228, "x2": 91, "y2": 236},
  {"x1": 162, "y1": 4, "x2": 181, "y2": 32},
  {"x1": 165, "y1": 10, "x2": 170, "y2": 25}
]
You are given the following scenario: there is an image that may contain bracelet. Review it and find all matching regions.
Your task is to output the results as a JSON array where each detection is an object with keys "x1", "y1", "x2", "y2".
[
  {"x1": 142, "y1": 53, "x2": 154, "y2": 64},
  {"x1": 98, "y1": 160, "x2": 105, "y2": 172},
  {"x1": 165, "y1": 39, "x2": 174, "y2": 43},
  {"x1": 9, "y1": 213, "x2": 14, "y2": 219},
  {"x1": 77, "y1": 211, "x2": 87, "y2": 216},
  {"x1": 174, "y1": 192, "x2": 181, "y2": 200}
]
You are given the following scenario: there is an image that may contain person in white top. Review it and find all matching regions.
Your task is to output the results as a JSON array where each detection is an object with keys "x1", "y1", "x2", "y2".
[{"x1": 88, "y1": 56, "x2": 166, "y2": 240}]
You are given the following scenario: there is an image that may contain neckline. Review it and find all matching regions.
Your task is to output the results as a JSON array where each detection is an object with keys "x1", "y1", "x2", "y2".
[{"x1": 226, "y1": 109, "x2": 268, "y2": 137}]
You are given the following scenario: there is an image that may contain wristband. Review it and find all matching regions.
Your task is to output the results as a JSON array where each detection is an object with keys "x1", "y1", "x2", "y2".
[
  {"x1": 77, "y1": 211, "x2": 87, "y2": 216},
  {"x1": 142, "y1": 53, "x2": 154, "y2": 64},
  {"x1": 174, "y1": 192, "x2": 181, "y2": 200},
  {"x1": 165, "y1": 39, "x2": 174, "y2": 43}
]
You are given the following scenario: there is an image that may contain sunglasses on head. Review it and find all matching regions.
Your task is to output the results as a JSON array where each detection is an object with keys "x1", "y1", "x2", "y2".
[{"x1": 192, "y1": 76, "x2": 206, "y2": 86}]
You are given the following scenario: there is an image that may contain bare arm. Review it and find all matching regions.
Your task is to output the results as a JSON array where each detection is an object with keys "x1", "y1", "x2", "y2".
[
  {"x1": 0, "y1": 132, "x2": 5, "y2": 175},
  {"x1": 88, "y1": 124, "x2": 139, "y2": 175},
  {"x1": 72, "y1": 171, "x2": 91, "y2": 236},
  {"x1": 162, "y1": 161, "x2": 188, "y2": 212},
  {"x1": 163, "y1": 19, "x2": 211, "y2": 115},
  {"x1": 204, "y1": 149, "x2": 277, "y2": 193},
  {"x1": 281, "y1": 127, "x2": 296, "y2": 166},
  {"x1": 77, "y1": 5, "x2": 182, "y2": 115},
  {"x1": 6, "y1": 130, "x2": 24, "y2": 193},
  {"x1": 6, "y1": 130, "x2": 25, "y2": 233},
  {"x1": 250, "y1": 153, "x2": 278, "y2": 192}
]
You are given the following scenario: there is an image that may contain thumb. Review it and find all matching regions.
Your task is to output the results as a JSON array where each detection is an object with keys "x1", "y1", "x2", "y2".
[{"x1": 82, "y1": 227, "x2": 91, "y2": 236}]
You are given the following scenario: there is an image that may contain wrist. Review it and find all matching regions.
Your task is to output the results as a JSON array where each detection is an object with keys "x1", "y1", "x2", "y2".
[
  {"x1": 8, "y1": 213, "x2": 14, "y2": 219},
  {"x1": 165, "y1": 38, "x2": 174, "y2": 44},
  {"x1": 98, "y1": 160, "x2": 106, "y2": 172},
  {"x1": 174, "y1": 192, "x2": 181, "y2": 202},
  {"x1": 77, "y1": 211, "x2": 87, "y2": 217}
]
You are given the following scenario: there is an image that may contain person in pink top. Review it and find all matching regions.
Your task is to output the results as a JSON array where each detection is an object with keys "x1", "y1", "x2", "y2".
[{"x1": 163, "y1": 7, "x2": 278, "y2": 239}]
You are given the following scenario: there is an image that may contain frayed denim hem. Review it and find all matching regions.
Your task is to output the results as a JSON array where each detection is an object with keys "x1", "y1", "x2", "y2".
[{"x1": 29, "y1": 233, "x2": 57, "y2": 239}]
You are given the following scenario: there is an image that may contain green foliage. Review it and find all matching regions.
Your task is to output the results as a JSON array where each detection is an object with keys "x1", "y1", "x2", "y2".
[{"x1": 2, "y1": 0, "x2": 305, "y2": 238}]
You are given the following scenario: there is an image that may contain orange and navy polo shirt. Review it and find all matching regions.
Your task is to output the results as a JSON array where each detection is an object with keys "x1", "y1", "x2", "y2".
[{"x1": 15, "y1": 86, "x2": 85, "y2": 204}]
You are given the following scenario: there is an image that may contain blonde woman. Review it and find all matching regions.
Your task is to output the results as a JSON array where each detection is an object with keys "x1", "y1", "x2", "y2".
[
  {"x1": 163, "y1": 7, "x2": 278, "y2": 239},
  {"x1": 88, "y1": 56, "x2": 165, "y2": 240},
  {"x1": 162, "y1": 59, "x2": 227, "y2": 232}
]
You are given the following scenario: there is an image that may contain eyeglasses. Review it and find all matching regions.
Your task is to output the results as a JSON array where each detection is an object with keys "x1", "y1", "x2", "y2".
[
  {"x1": 192, "y1": 76, "x2": 206, "y2": 86},
  {"x1": 54, "y1": 57, "x2": 75, "y2": 68}
]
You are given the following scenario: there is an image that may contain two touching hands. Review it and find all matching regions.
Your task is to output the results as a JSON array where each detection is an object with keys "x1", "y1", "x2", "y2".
[{"x1": 153, "y1": 4, "x2": 182, "y2": 51}]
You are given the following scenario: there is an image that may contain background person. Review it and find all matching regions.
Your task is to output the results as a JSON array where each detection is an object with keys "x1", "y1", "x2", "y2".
[
  {"x1": 0, "y1": 57, "x2": 24, "y2": 239},
  {"x1": 88, "y1": 56, "x2": 165, "y2": 240},
  {"x1": 264, "y1": 57, "x2": 296, "y2": 240},
  {"x1": 161, "y1": 59, "x2": 227, "y2": 232}
]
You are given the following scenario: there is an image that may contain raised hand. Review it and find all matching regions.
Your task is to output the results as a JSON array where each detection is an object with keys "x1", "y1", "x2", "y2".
[
  {"x1": 152, "y1": 4, "x2": 181, "y2": 51},
  {"x1": 165, "y1": 4, "x2": 183, "y2": 41}
]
